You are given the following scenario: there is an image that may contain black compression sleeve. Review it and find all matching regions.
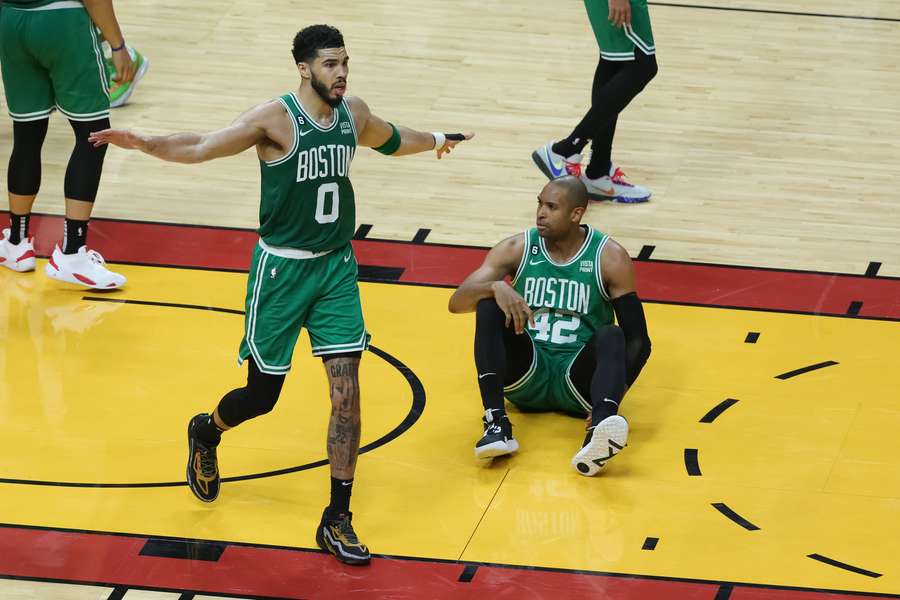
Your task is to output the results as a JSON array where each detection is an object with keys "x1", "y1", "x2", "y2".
[{"x1": 611, "y1": 292, "x2": 651, "y2": 386}]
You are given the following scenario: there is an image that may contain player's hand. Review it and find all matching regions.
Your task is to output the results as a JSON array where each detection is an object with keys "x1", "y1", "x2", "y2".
[
  {"x1": 110, "y1": 46, "x2": 135, "y2": 83},
  {"x1": 608, "y1": 0, "x2": 632, "y2": 27},
  {"x1": 436, "y1": 132, "x2": 475, "y2": 159},
  {"x1": 89, "y1": 128, "x2": 148, "y2": 151},
  {"x1": 492, "y1": 281, "x2": 534, "y2": 335}
]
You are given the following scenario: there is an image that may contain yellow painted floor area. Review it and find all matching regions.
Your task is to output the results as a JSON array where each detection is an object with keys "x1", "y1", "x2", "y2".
[{"x1": 1, "y1": 262, "x2": 899, "y2": 595}]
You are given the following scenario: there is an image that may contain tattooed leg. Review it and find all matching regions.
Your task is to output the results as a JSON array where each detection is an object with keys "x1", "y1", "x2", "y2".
[{"x1": 324, "y1": 356, "x2": 362, "y2": 480}]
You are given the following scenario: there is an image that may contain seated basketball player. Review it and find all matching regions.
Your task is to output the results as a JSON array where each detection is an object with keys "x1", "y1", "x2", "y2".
[{"x1": 448, "y1": 175, "x2": 651, "y2": 475}]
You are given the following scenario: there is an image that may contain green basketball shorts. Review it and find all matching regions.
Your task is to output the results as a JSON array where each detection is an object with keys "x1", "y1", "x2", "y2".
[
  {"x1": 238, "y1": 240, "x2": 371, "y2": 374},
  {"x1": 584, "y1": 0, "x2": 656, "y2": 61},
  {"x1": 503, "y1": 339, "x2": 591, "y2": 416},
  {"x1": 0, "y1": 3, "x2": 110, "y2": 122}
]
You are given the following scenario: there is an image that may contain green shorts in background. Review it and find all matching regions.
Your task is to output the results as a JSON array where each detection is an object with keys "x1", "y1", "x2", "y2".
[
  {"x1": 0, "y1": 3, "x2": 110, "y2": 121},
  {"x1": 504, "y1": 341, "x2": 591, "y2": 417},
  {"x1": 584, "y1": 0, "x2": 656, "y2": 61},
  {"x1": 238, "y1": 240, "x2": 371, "y2": 374}
]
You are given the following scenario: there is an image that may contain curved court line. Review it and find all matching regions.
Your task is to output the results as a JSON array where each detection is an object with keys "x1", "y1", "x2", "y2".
[
  {"x1": 775, "y1": 360, "x2": 839, "y2": 380},
  {"x1": 699, "y1": 399, "x2": 739, "y2": 423},
  {"x1": 807, "y1": 554, "x2": 882, "y2": 578},
  {"x1": 0, "y1": 298, "x2": 425, "y2": 489},
  {"x1": 683, "y1": 449, "x2": 702, "y2": 476},
  {"x1": 711, "y1": 503, "x2": 760, "y2": 531}
]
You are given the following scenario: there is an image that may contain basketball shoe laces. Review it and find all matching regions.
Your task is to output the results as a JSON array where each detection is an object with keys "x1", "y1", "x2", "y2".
[
  {"x1": 332, "y1": 514, "x2": 361, "y2": 545},
  {"x1": 194, "y1": 441, "x2": 218, "y2": 479}
]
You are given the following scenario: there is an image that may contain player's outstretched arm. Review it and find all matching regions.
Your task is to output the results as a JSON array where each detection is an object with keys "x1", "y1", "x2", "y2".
[
  {"x1": 449, "y1": 234, "x2": 534, "y2": 334},
  {"x1": 346, "y1": 96, "x2": 473, "y2": 159},
  {"x1": 601, "y1": 240, "x2": 651, "y2": 385},
  {"x1": 88, "y1": 103, "x2": 278, "y2": 164}
]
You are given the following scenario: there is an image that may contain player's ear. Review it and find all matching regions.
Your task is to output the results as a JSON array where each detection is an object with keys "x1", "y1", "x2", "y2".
[
  {"x1": 571, "y1": 206, "x2": 585, "y2": 223},
  {"x1": 296, "y1": 61, "x2": 311, "y2": 80}
]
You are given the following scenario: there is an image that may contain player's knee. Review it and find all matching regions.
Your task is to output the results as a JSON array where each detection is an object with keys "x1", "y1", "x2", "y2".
[
  {"x1": 476, "y1": 298, "x2": 506, "y2": 328},
  {"x1": 9, "y1": 120, "x2": 49, "y2": 195},
  {"x1": 592, "y1": 324, "x2": 625, "y2": 357},
  {"x1": 636, "y1": 51, "x2": 658, "y2": 84}
]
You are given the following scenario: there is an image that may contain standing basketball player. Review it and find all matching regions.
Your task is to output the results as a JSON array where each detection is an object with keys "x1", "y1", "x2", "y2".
[
  {"x1": 449, "y1": 176, "x2": 651, "y2": 474},
  {"x1": 0, "y1": 0, "x2": 134, "y2": 287},
  {"x1": 532, "y1": 0, "x2": 658, "y2": 203},
  {"x1": 90, "y1": 25, "x2": 472, "y2": 565}
]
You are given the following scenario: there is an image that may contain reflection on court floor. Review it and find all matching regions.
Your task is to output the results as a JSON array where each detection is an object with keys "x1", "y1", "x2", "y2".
[{"x1": 1, "y1": 220, "x2": 898, "y2": 599}]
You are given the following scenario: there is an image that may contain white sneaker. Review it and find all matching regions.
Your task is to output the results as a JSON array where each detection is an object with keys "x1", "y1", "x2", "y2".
[
  {"x1": 45, "y1": 245, "x2": 126, "y2": 289},
  {"x1": 531, "y1": 141, "x2": 582, "y2": 180},
  {"x1": 0, "y1": 228, "x2": 36, "y2": 272},
  {"x1": 571, "y1": 415, "x2": 628, "y2": 476},
  {"x1": 581, "y1": 164, "x2": 651, "y2": 203}
]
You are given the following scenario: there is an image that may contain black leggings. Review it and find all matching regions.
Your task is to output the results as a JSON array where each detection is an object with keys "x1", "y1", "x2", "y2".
[
  {"x1": 474, "y1": 299, "x2": 627, "y2": 425},
  {"x1": 7, "y1": 117, "x2": 109, "y2": 201},
  {"x1": 560, "y1": 50, "x2": 658, "y2": 178}
]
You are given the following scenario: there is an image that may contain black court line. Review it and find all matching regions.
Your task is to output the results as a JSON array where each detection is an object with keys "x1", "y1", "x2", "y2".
[
  {"x1": 865, "y1": 262, "x2": 882, "y2": 277},
  {"x1": 642, "y1": 537, "x2": 659, "y2": 551},
  {"x1": 353, "y1": 223, "x2": 373, "y2": 240},
  {"x1": 700, "y1": 399, "x2": 739, "y2": 423},
  {"x1": 458, "y1": 565, "x2": 478, "y2": 582},
  {"x1": 684, "y1": 449, "x2": 702, "y2": 476},
  {"x1": 711, "y1": 503, "x2": 760, "y2": 531},
  {"x1": 637, "y1": 245, "x2": 655, "y2": 260},
  {"x1": 808, "y1": 554, "x2": 882, "y2": 578},
  {"x1": 775, "y1": 360, "x2": 839, "y2": 380},
  {"x1": 0, "y1": 299, "x2": 425, "y2": 489},
  {"x1": 140, "y1": 538, "x2": 227, "y2": 562},
  {"x1": 107, "y1": 587, "x2": 128, "y2": 600},
  {"x1": 178, "y1": 594, "x2": 196, "y2": 600},
  {"x1": 357, "y1": 265, "x2": 404, "y2": 282},
  {"x1": 714, "y1": 584, "x2": 734, "y2": 600},
  {"x1": 649, "y1": 1, "x2": 900, "y2": 23},
  {"x1": 5, "y1": 524, "x2": 900, "y2": 600},
  {"x1": 744, "y1": 332, "x2": 760, "y2": 343},
  {"x1": 412, "y1": 228, "x2": 431, "y2": 244},
  {"x1": 458, "y1": 468, "x2": 511, "y2": 561},
  {"x1": 847, "y1": 301, "x2": 863, "y2": 316},
  {"x1": 83, "y1": 297, "x2": 245, "y2": 315}
]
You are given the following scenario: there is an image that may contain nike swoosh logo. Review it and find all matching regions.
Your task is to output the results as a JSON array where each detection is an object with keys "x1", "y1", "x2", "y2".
[
  {"x1": 341, "y1": 481, "x2": 353, "y2": 486},
  {"x1": 343, "y1": 251, "x2": 353, "y2": 263},
  {"x1": 478, "y1": 372, "x2": 497, "y2": 379},
  {"x1": 603, "y1": 398, "x2": 619, "y2": 406},
  {"x1": 529, "y1": 260, "x2": 546, "y2": 266},
  {"x1": 545, "y1": 149, "x2": 566, "y2": 177},
  {"x1": 298, "y1": 129, "x2": 313, "y2": 137}
]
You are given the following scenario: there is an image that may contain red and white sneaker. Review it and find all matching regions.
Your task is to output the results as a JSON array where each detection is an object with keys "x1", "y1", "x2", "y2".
[
  {"x1": 581, "y1": 164, "x2": 652, "y2": 203},
  {"x1": 0, "y1": 228, "x2": 36, "y2": 272},
  {"x1": 44, "y1": 245, "x2": 126, "y2": 289}
]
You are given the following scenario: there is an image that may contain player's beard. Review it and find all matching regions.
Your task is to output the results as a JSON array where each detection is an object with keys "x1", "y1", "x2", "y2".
[{"x1": 311, "y1": 72, "x2": 343, "y2": 108}]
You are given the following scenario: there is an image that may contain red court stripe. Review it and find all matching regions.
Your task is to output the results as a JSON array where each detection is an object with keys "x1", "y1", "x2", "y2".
[{"x1": 11, "y1": 213, "x2": 900, "y2": 319}]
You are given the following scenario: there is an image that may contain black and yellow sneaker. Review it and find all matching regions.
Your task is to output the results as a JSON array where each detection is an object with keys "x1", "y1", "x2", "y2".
[
  {"x1": 316, "y1": 508, "x2": 371, "y2": 565},
  {"x1": 186, "y1": 413, "x2": 220, "y2": 502}
]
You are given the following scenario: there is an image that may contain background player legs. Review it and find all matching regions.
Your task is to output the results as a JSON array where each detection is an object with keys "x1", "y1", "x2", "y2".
[
  {"x1": 6, "y1": 120, "x2": 48, "y2": 247},
  {"x1": 60, "y1": 118, "x2": 109, "y2": 253},
  {"x1": 552, "y1": 50, "x2": 658, "y2": 178}
]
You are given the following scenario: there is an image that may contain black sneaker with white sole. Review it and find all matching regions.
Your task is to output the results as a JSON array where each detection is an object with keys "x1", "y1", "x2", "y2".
[
  {"x1": 316, "y1": 508, "x2": 371, "y2": 565},
  {"x1": 475, "y1": 408, "x2": 519, "y2": 459}
]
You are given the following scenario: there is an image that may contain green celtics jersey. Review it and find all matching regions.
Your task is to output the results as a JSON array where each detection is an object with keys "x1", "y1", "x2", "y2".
[
  {"x1": 258, "y1": 92, "x2": 357, "y2": 252},
  {"x1": 512, "y1": 226, "x2": 614, "y2": 355}
]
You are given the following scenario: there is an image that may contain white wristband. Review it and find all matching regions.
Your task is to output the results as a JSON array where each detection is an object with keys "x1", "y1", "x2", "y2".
[{"x1": 431, "y1": 132, "x2": 446, "y2": 150}]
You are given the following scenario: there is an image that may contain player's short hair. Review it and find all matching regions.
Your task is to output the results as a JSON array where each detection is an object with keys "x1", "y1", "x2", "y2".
[
  {"x1": 292, "y1": 25, "x2": 345, "y2": 64},
  {"x1": 551, "y1": 175, "x2": 589, "y2": 210}
]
